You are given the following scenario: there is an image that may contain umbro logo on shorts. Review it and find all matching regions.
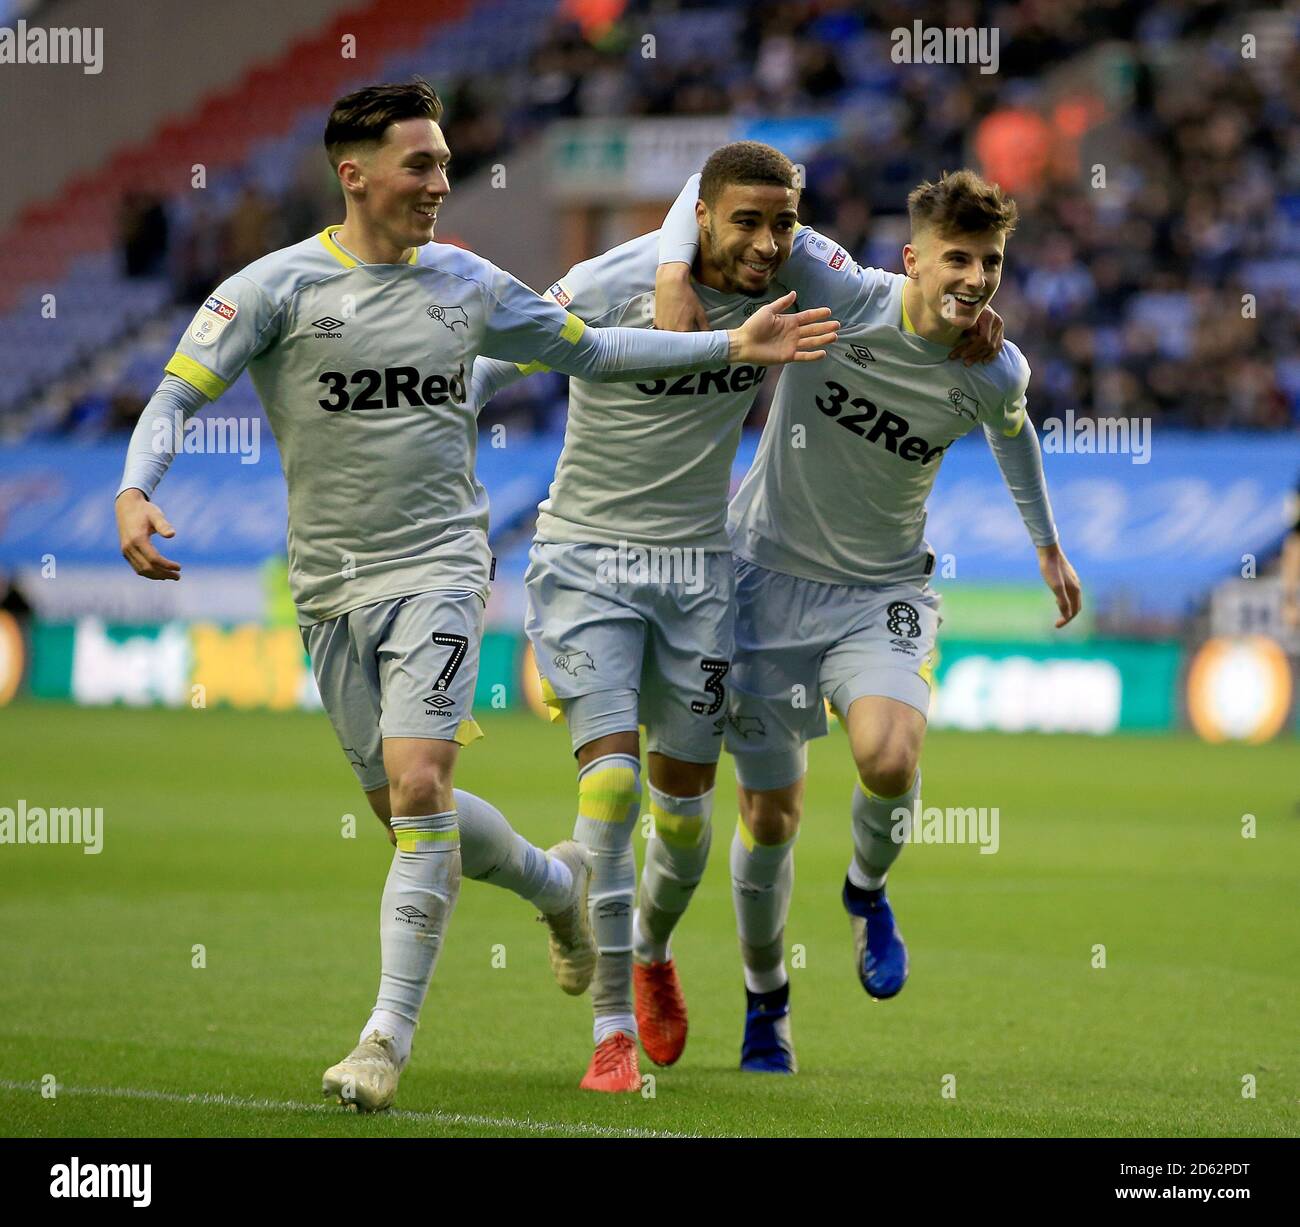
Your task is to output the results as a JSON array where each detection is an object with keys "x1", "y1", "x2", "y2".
[
  {"x1": 422, "y1": 693, "x2": 456, "y2": 714},
  {"x1": 396, "y1": 905, "x2": 428, "y2": 921}
]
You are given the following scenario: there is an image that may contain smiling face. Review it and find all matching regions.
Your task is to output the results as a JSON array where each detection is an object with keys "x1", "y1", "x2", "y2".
[
  {"x1": 337, "y1": 117, "x2": 451, "y2": 252},
  {"x1": 696, "y1": 182, "x2": 800, "y2": 296},
  {"x1": 903, "y1": 225, "x2": 1006, "y2": 332}
]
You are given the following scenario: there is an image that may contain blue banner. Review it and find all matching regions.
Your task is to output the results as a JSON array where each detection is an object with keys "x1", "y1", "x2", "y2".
[
  {"x1": 729, "y1": 430, "x2": 1300, "y2": 615},
  {"x1": 0, "y1": 434, "x2": 563, "y2": 568},
  {"x1": 2, "y1": 430, "x2": 1295, "y2": 615}
]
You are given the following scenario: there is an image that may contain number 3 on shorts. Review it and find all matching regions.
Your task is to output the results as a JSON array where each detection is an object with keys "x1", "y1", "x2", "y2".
[{"x1": 691, "y1": 659, "x2": 730, "y2": 715}]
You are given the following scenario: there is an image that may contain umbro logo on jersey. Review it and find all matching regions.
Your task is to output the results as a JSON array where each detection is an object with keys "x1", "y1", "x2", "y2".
[
  {"x1": 554, "y1": 650, "x2": 596, "y2": 677},
  {"x1": 947, "y1": 387, "x2": 979, "y2": 420},
  {"x1": 312, "y1": 316, "x2": 345, "y2": 338},
  {"x1": 427, "y1": 304, "x2": 470, "y2": 330},
  {"x1": 847, "y1": 343, "x2": 875, "y2": 368}
]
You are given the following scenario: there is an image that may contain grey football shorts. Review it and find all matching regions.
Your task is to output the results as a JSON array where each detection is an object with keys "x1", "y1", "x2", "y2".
[
  {"x1": 725, "y1": 558, "x2": 940, "y2": 792},
  {"x1": 524, "y1": 541, "x2": 735, "y2": 763},
  {"x1": 301, "y1": 588, "x2": 485, "y2": 792}
]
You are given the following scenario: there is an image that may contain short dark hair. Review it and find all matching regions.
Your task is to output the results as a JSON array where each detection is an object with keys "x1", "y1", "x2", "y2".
[
  {"x1": 324, "y1": 79, "x2": 443, "y2": 169},
  {"x1": 907, "y1": 169, "x2": 1018, "y2": 237},
  {"x1": 699, "y1": 141, "x2": 798, "y2": 208}
]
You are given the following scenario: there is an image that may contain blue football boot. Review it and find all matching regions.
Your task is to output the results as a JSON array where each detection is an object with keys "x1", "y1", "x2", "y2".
[
  {"x1": 842, "y1": 877, "x2": 909, "y2": 1000},
  {"x1": 740, "y1": 983, "x2": 797, "y2": 1073}
]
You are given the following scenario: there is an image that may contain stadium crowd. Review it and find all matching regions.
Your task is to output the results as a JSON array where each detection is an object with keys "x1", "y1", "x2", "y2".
[{"x1": 52, "y1": 0, "x2": 1300, "y2": 435}]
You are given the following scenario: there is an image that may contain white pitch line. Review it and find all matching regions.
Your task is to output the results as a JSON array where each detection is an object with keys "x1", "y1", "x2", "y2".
[{"x1": 0, "y1": 1079, "x2": 705, "y2": 1139}]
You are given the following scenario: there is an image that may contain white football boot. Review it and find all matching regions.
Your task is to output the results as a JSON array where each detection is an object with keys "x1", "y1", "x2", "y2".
[
  {"x1": 541, "y1": 840, "x2": 597, "y2": 995},
  {"x1": 322, "y1": 1031, "x2": 404, "y2": 1112}
]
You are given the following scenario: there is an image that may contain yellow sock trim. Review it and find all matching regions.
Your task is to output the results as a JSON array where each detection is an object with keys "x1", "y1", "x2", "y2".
[
  {"x1": 736, "y1": 815, "x2": 797, "y2": 850},
  {"x1": 395, "y1": 830, "x2": 459, "y2": 851},
  {"x1": 577, "y1": 765, "x2": 639, "y2": 824},
  {"x1": 652, "y1": 800, "x2": 704, "y2": 849}
]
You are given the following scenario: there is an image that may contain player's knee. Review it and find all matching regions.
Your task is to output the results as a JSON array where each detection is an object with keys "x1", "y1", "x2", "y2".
[
  {"x1": 741, "y1": 789, "x2": 801, "y2": 845},
  {"x1": 857, "y1": 746, "x2": 918, "y2": 799},
  {"x1": 388, "y1": 762, "x2": 455, "y2": 816},
  {"x1": 576, "y1": 729, "x2": 639, "y2": 770},
  {"x1": 649, "y1": 754, "x2": 716, "y2": 797}
]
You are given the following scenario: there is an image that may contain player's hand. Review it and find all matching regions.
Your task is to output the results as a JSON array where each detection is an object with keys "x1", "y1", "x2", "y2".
[
  {"x1": 729, "y1": 291, "x2": 839, "y2": 367},
  {"x1": 116, "y1": 489, "x2": 181, "y2": 581},
  {"x1": 654, "y1": 262, "x2": 710, "y2": 333},
  {"x1": 1037, "y1": 542, "x2": 1082, "y2": 628},
  {"x1": 949, "y1": 305, "x2": 1004, "y2": 366}
]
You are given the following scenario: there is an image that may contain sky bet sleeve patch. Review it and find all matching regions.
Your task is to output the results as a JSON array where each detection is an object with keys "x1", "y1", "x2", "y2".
[
  {"x1": 188, "y1": 293, "x2": 238, "y2": 346},
  {"x1": 802, "y1": 232, "x2": 850, "y2": 271}
]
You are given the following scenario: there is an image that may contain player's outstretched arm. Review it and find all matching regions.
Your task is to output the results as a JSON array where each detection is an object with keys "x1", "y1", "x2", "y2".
[
  {"x1": 480, "y1": 257, "x2": 833, "y2": 382},
  {"x1": 543, "y1": 305, "x2": 836, "y2": 384}
]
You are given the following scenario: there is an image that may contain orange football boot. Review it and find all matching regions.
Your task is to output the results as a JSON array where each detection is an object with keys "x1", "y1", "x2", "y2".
[
  {"x1": 634, "y1": 959, "x2": 688, "y2": 1066},
  {"x1": 578, "y1": 1031, "x2": 641, "y2": 1093}
]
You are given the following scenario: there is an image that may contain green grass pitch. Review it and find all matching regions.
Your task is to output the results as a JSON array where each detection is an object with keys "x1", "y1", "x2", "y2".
[{"x1": 1, "y1": 702, "x2": 1295, "y2": 1138}]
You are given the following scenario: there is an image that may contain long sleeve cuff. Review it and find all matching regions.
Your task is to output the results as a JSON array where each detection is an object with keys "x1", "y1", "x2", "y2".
[{"x1": 559, "y1": 321, "x2": 729, "y2": 383}]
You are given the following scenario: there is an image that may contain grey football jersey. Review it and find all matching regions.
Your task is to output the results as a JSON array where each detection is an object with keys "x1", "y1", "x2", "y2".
[
  {"x1": 141, "y1": 227, "x2": 725, "y2": 624},
  {"x1": 534, "y1": 231, "x2": 787, "y2": 550},
  {"x1": 729, "y1": 227, "x2": 1030, "y2": 586}
]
